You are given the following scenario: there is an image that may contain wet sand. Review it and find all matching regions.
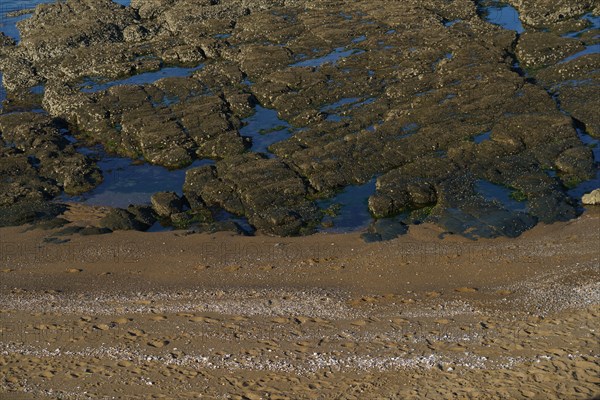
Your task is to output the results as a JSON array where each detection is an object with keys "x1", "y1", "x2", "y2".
[{"x1": 1, "y1": 208, "x2": 598, "y2": 399}]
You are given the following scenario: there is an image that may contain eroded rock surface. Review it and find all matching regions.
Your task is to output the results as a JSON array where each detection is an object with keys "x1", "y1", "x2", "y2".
[
  {"x1": 0, "y1": 112, "x2": 101, "y2": 226},
  {"x1": 0, "y1": 0, "x2": 598, "y2": 237}
]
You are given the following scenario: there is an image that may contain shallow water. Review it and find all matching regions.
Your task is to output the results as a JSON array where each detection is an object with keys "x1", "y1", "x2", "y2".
[
  {"x1": 240, "y1": 106, "x2": 293, "y2": 156},
  {"x1": 320, "y1": 97, "x2": 376, "y2": 122},
  {"x1": 81, "y1": 65, "x2": 203, "y2": 93},
  {"x1": 318, "y1": 178, "x2": 377, "y2": 232},
  {"x1": 569, "y1": 169, "x2": 600, "y2": 201},
  {"x1": 291, "y1": 47, "x2": 365, "y2": 68},
  {"x1": 479, "y1": 1, "x2": 525, "y2": 34},
  {"x1": 444, "y1": 19, "x2": 462, "y2": 27},
  {"x1": 473, "y1": 131, "x2": 492, "y2": 144},
  {"x1": 321, "y1": 97, "x2": 361, "y2": 112},
  {"x1": 60, "y1": 150, "x2": 214, "y2": 208},
  {"x1": 562, "y1": 14, "x2": 600, "y2": 38},
  {"x1": 400, "y1": 122, "x2": 420, "y2": 138},
  {"x1": 558, "y1": 44, "x2": 600, "y2": 64},
  {"x1": 475, "y1": 180, "x2": 528, "y2": 212}
]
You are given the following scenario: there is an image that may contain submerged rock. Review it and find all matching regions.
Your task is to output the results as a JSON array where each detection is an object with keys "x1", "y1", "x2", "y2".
[{"x1": 429, "y1": 175, "x2": 538, "y2": 239}]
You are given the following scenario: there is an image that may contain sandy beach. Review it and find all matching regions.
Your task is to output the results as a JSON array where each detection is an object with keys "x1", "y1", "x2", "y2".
[{"x1": 1, "y1": 208, "x2": 598, "y2": 399}]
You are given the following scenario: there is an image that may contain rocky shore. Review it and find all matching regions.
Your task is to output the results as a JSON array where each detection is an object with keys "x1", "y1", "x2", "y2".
[
  {"x1": 0, "y1": 0, "x2": 598, "y2": 238},
  {"x1": 1, "y1": 2, "x2": 599, "y2": 398}
]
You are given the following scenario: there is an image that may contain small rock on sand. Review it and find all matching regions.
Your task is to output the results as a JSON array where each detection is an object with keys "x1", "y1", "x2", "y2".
[
  {"x1": 455, "y1": 287, "x2": 479, "y2": 293},
  {"x1": 582, "y1": 189, "x2": 600, "y2": 205}
]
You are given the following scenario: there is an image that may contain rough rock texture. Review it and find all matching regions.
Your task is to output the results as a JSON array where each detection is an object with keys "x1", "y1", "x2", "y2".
[
  {"x1": 0, "y1": 0, "x2": 598, "y2": 237},
  {"x1": 582, "y1": 189, "x2": 600, "y2": 205},
  {"x1": 0, "y1": 113, "x2": 101, "y2": 195},
  {"x1": 516, "y1": 32, "x2": 585, "y2": 69},
  {"x1": 127, "y1": 205, "x2": 158, "y2": 228},
  {"x1": 506, "y1": 0, "x2": 599, "y2": 27},
  {"x1": 184, "y1": 154, "x2": 319, "y2": 236},
  {"x1": 98, "y1": 208, "x2": 150, "y2": 231},
  {"x1": 151, "y1": 191, "x2": 184, "y2": 217},
  {"x1": 0, "y1": 113, "x2": 101, "y2": 227},
  {"x1": 0, "y1": 201, "x2": 66, "y2": 228}
]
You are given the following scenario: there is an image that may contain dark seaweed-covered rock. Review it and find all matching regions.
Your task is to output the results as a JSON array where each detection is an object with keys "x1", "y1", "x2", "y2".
[
  {"x1": 18, "y1": 0, "x2": 136, "y2": 62},
  {"x1": 79, "y1": 226, "x2": 112, "y2": 235},
  {"x1": 0, "y1": 32, "x2": 15, "y2": 47},
  {"x1": 505, "y1": 0, "x2": 598, "y2": 27},
  {"x1": 98, "y1": 208, "x2": 148, "y2": 231},
  {"x1": 431, "y1": 175, "x2": 538, "y2": 239},
  {"x1": 190, "y1": 154, "x2": 320, "y2": 236},
  {"x1": 185, "y1": 220, "x2": 247, "y2": 236},
  {"x1": 127, "y1": 205, "x2": 158, "y2": 228},
  {"x1": 361, "y1": 219, "x2": 409, "y2": 242},
  {"x1": 516, "y1": 32, "x2": 585, "y2": 69},
  {"x1": 555, "y1": 146, "x2": 595, "y2": 179},
  {"x1": 369, "y1": 175, "x2": 437, "y2": 218},
  {"x1": 151, "y1": 192, "x2": 184, "y2": 217},
  {"x1": 0, "y1": 150, "x2": 58, "y2": 207},
  {"x1": 171, "y1": 208, "x2": 214, "y2": 229},
  {"x1": 31, "y1": 218, "x2": 70, "y2": 230},
  {"x1": 1, "y1": 0, "x2": 597, "y2": 238},
  {"x1": 0, "y1": 202, "x2": 67, "y2": 228},
  {"x1": 0, "y1": 113, "x2": 102, "y2": 195},
  {"x1": 183, "y1": 165, "x2": 217, "y2": 209}
]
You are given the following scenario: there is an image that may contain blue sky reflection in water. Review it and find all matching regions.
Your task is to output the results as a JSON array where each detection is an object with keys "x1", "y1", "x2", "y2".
[
  {"x1": 60, "y1": 153, "x2": 214, "y2": 208},
  {"x1": 0, "y1": 0, "x2": 55, "y2": 42},
  {"x1": 558, "y1": 44, "x2": 600, "y2": 64},
  {"x1": 318, "y1": 178, "x2": 377, "y2": 232},
  {"x1": 480, "y1": 1, "x2": 525, "y2": 34},
  {"x1": 475, "y1": 180, "x2": 528, "y2": 212},
  {"x1": 291, "y1": 47, "x2": 365, "y2": 68},
  {"x1": 80, "y1": 65, "x2": 203, "y2": 93},
  {"x1": 240, "y1": 106, "x2": 292, "y2": 156},
  {"x1": 563, "y1": 14, "x2": 600, "y2": 38}
]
